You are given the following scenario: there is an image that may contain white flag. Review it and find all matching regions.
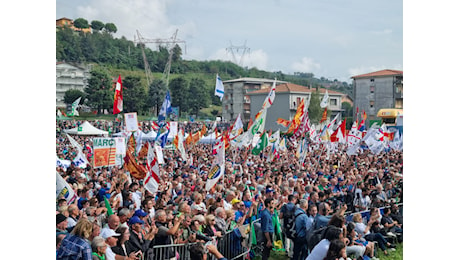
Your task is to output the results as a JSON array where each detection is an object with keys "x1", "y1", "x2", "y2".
[
  {"x1": 229, "y1": 113, "x2": 244, "y2": 139},
  {"x1": 56, "y1": 172, "x2": 77, "y2": 204},
  {"x1": 72, "y1": 150, "x2": 88, "y2": 168},
  {"x1": 69, "y1": 97, "x2": 81, "y2": 116},
  {"x1": 144, "y1": 142, "x2": 160, "y2": 195},
  {"x1": 56, "y1": 156, "x2": 71, "y2": 170},
  {"x1": 215, "y1": 74, "x2": 225, "y2": 101},
  {"x1": 320, "y1": 90, "x2": 329, "y2": 108},
  {"x1": 177, "y1": 129, "x2": 188, "y2": 161},
  {"x1": 206, "y1": 143, "x2": 225, "y2": 191},
  {"x1": 262, "y1": 79, "x2": 277, "y2": 109}
]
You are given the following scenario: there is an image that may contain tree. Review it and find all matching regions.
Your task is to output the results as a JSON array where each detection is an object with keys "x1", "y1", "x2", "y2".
[
  {"x1": 64, "y1": 89, "x2": 86, "y2": 105},
  {"x1": 169, "y1": 77, "x2": 189, "y2": 115},
  {"x1": 73, "y1": 18, "x2": 90, "y2": 30},
  {"x1": 188, "y1": 78, "x2": 210, "y2": 116},
  {"x1": 104, "y1": 23, "x2": 117, "y2": 33},
  {"x1": 123, "y1": 75, "x2": 146, "y2": 113},
  {"x1": 341, "y1": 101, "x2": 353, "y2": 118},
  {"x1": 84, "y1": 67, "x2": 113, "y2": 114},
  {"x1": 308, "y1": 89, "x2": 322, "y2": 124},
  {"x1": 91, "y1": 20, "x2": 105, "y2": 32},
  {"x1": 147, "y1": 79, "x2": 168, "y2": 116}
]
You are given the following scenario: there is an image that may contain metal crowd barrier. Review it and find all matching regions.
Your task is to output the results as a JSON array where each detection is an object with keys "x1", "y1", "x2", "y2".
[{"x1": 147, "y1": 219, "x2": 258, "y2": 260}]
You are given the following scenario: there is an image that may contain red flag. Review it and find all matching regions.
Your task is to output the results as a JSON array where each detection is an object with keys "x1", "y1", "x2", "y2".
[
  {"x1": 320, "y1": 107, "x2": 328, "y2": 123},
  {"x1": 113, "y1": 75, "x2": 123, "y2": 114},
  {"x1": 331, "y1": 118, "x2": 347, "y2": 143}
]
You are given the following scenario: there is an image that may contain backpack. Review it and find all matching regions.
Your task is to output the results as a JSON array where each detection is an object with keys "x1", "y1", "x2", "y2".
[
  {"x1": 284, "y1": 207, "x2": 304, "y2": 240},
  {"x1": 306, "y1": 225, "x2": 328, "y2": 251}
]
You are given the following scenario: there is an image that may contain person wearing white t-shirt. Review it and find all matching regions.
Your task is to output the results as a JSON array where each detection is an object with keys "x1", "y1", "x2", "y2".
[{"x1": 307, "y1": 226, "x2": 343, "y2": 260}]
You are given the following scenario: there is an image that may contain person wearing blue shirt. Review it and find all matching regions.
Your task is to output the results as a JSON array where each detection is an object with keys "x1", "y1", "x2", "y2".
[
  {"x1": 293, "y1": 199, "x2": 309, "y2": 260},
  {"x1": 260, "y1": 197, "x2": 275, "y2": 260}
]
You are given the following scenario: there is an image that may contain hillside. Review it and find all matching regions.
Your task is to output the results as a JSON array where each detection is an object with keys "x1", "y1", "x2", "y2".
[{"x1": 57, "y1": 21, "x2": 352, "y2": 118}]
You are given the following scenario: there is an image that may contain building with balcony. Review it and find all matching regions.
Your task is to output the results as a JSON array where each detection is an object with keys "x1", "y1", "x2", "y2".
[
  {"x1": 221, "y1": 78, "x2": 287, "y2": 123},
  {"x1": 56, "y1": 62, "x2": 91, "y2": 108},
  {"x1": 351, "y1": 69, "x2": 403, "y2": 121},
  {"x1": 247, "y1": 83, "x2": 344, "y2": 131}
]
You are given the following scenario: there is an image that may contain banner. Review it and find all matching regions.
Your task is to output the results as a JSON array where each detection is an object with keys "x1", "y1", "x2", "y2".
[
  {"x1": 72, "y1": 151, "x2": 88, "y2": 168},
  {"x1": 56, "y1": 172, "x2": 77, "y2": 204},
  {"x1": 169, "y1": 121, "x2": 178, "y2": 137},
  {"x1": 93, "y1": 138, "x2": 117, "y2": 168},
  {"x1": 154, "y1": 145, "x2": 165, "y2": 164},
  {"x1": 124, "y1": 112, "x2": 139, "y2": 132},
  {"x1": 56, "y1": 156, "x2": 71, "y2": 170}
]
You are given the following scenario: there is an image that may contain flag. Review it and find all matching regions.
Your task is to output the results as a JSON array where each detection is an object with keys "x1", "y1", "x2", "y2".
[
  {"x1": 72, "y1": 150, "x2": 88, "y2": 168},
  {"x1": 268, "y1": 130, "x2": 280, "y2": 148},
  {"x1": 176, "y1": 129, "x2": 188, "y2": 161},
  {"x1": 326, "y1": 113, "x2": 340, "y2": 130},
  {"x1": 206, "y1": 143, "x2": 225, "y2": 191},
  {"x1": 229, "y1": 114, "x2": 244, "y2": 139},
  {"x1": 159, "y1": 129, "x2": 170, "y2": 148},
  {"x1": 320, "y1": 107, "x2": 328, "y2": 123},
  {"x1": 123, "y1": 133, "x2": 147, "y2": 180},
  {"x1": 278, "y1": 136, "x2": 287, "y2": 152},
  {"x1": 286, "y1": 98, "x2": 306, "y2": 134},
  {"x1": 113, "y1": 75, "x2": 123, "y2": 114},
  {"x1": 104, "y1": 196, "x2": 114, "y2": 216},
  {"x1": 158, "y1": 91, "x2": 172, "y2": 124},
  {"x1": 215, "y1": 74, "x2": 225, "y2": 101},
  {"x1": 262, "y1": 79, "x2": 277, "y2": 109},
  {"x1": 330, "y1": 118, "x2": 347, "y2": 143},
  {"x1": 347, "y1": 120, "x2": 361, "y2": 146},
  {"x1": 57, "y1": 109, "x2": 62, "y2": 118},
  {"x1": 320, "y1": 90, "x2": 329, "y2": 108},
  {"x1": 69, "y1": 97, "x2": 81, "y2": 116},
  {"x1": 319, "y1": 125, "x2": 330, "y2": 142},
  {"x1": 252, "y1": 132, "x2": 268, "y2": 155},
  {"x1": 241, "y1": 108, "x2": 267, "y2": 147},
  {"x1": 363, "y1": 110, "x2": 367, "y2": 121},
  {"x1": 144, "y1": 142, "x2": 160, "y2": 195},
  {"x1": 309, "y1": 124, "x2": 318, "y2": 143},
  {"x1": 357, "y1": 119, "x2": 366, "y2": 132},
  {"x1": 276, "y1": 118, "x2": 291, "y2": 128},
  {"x1": 56, "y1": 172, "x2": 77, "y2": 205}
]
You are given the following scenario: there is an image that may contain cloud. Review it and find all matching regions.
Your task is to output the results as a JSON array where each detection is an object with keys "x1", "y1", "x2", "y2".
[
  {"x1": 75, "y1": 0, "x2": 179, "y2": 40},
  {"x1": 208, "y1": 48, "x2": 268, "y2": 70},
  {"x1": 370, "y1": 29, "x2": 393, "y2": 35},
  {"x1": 291, "y1": 57, "x2": 321, "y2": 73}
]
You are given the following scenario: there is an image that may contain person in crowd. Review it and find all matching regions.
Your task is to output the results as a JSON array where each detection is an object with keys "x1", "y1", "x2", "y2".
[
  {"x1": 323, "y1": 239, "x2": 348, "y2": 260},
  {"x1": 260, "y1": 197, "x2": 275, "y2": 260},
  {"x1": 292, "y1": 199, "x2": 309, "y2": 260},
  {"x1": 306, "y1": 226, "x2": 344, "y2": 260},
  {"x1": 90, "y1": 236, "x2": 107, "y2": 260},
  {"x1": 214, "y1": 207, "x2": 227, "y2": 233},
  {"x1": 189, "y1": 243, "x2": 228, "y2": 260},
  {"x1": 352, "y1": 213, "x2": 395, "y2": 255},
  {"x1": 57, "y1": 218, "x2": 93, "y2": 260}
]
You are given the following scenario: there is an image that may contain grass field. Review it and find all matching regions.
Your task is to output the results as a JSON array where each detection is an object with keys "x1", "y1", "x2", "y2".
[{"x1": 253, "y1": 243, "x2": 403, "y2": 260}]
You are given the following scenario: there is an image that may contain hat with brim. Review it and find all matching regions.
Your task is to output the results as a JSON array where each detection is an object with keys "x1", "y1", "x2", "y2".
[
  {"x1": 128, "y1": 215, "x2": 145, "y2": 225},
  {"x1": 100, "y1": 229, "x2": 121, "y2": 239}
]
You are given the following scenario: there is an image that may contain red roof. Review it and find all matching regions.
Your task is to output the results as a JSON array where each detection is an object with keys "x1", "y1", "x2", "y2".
[
  {"x1": 351, "y1": 69, "x2": 403, "y2": 79},
  {"x1": 247, "y1": 83, "x2": 344, "y2": 95}
]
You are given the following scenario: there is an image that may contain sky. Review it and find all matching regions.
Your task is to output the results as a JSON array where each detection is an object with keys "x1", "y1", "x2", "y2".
[{"x1": 56, "y1": 0, "x2": 402, "y2": 83}]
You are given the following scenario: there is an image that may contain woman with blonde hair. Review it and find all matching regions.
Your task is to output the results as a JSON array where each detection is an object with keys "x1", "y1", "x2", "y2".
[{"x1": 57, "y1": 218, "x2": 93, "y2": 259}]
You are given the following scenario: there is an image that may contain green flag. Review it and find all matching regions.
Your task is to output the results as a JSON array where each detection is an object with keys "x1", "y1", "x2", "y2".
[
  {"x1": 104, "y1": 196, "x2": 114, "y2": 216},
  {"x1": 68, "y1": 97, "x2": 81, "y2": 117},
  {"x1": 251, "y1": 132, "x2": 268, "y2": 155}
]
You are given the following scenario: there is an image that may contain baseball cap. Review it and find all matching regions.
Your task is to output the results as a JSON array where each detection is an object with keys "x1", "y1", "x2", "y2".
[
  {"x1": 128, "y1": 216, "x2": 145, "y2": 225},
  {"x1": 231, "y1": 198, "x2": 242, "y2": 205},
  {"x1": 100, "y1": 229, "x2": 121, "y2": 239},
  {"x1": 134, "y1": 209, "x2": 148, "y2": 218}
]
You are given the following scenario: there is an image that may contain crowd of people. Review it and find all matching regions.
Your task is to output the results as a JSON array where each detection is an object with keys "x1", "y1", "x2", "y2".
[{"x1": 56, "y1": 120, "x2": 403, "y2": 260}]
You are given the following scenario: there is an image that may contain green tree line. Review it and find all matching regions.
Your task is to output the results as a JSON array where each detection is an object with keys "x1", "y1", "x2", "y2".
[{"x1": 58, "y1": 18, "x2": 352, "y2": 118}]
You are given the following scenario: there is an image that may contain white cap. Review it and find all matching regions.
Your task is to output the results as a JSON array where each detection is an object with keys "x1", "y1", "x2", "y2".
[{"x1": 100, "y1": 228, "x2": 121, "y2": 239}]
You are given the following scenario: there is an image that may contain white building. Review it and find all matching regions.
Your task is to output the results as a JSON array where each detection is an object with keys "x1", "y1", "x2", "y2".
[{"x1": 56, "y1": 62, "x2": 91, "y2": 108}]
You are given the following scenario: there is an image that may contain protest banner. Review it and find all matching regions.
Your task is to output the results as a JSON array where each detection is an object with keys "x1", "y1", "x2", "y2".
[
  {"x1": 93, "y1": 138, "x2": 117, "y2": 168},
  {"x1": 124, "y1": 112, "x2": 139, "y2": 132}
]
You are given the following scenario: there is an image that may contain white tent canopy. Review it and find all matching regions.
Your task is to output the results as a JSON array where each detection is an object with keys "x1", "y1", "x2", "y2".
[{"x1": 64, "y1": 121, "x2": 109, "y2": 136}]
